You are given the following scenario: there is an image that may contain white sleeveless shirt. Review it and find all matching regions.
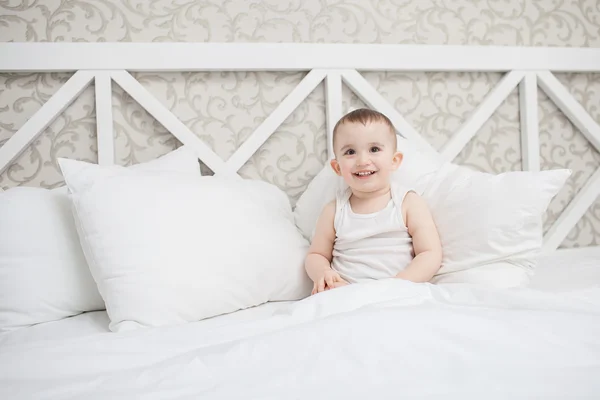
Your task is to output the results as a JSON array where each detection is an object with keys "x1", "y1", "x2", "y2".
[{"x1": 331, "y1": 183, "x2": 415, "y2": 284}]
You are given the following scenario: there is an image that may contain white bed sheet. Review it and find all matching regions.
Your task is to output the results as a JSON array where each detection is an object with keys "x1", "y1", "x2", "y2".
[
  {"x1": 0, "y1": 299, "x2": 293, "y2": 349},
  {"x1": 1, "y1": 249, "x2": 599, "y2": 399}
]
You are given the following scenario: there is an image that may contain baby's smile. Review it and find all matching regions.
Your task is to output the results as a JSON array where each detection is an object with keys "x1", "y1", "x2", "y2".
[{"x1": 353, "y1": 170, "x2": 377, "y2": 179}]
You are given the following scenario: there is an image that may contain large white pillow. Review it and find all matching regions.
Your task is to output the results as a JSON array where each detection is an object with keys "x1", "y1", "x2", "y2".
[
  {"x1": 0, "y1": 146, "x2": 201, "y2": 332},
  {"x1": 425, "y1": 165, "x2": 571, "y2": 287},
  {"x1": 293, "y1": 136, "x2": 570, "y2": 288},
  {"x1": 0, "y1": 187, "x2": 104, "y2": 332},
  {"x1": 58, "y1": 160, "x2": 312, "y2": 332}
]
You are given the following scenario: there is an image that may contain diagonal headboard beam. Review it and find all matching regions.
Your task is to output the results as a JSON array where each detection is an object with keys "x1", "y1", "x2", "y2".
[{"x1": 0, "y1": 70, "x2": 95, "y2": 174}]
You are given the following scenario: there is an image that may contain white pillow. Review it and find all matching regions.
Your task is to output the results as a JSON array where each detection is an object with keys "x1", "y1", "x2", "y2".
[
  {"x1": 425, "y1": 165, "x2": 571, "y2": 287},
  {"x1": 0, "y1": 187, "x2": 104, "y2": 332},
  {"x1": 293, "y1": 136, "x2": 443, "y2": 240},
  {"x1": 0, "y1": 146, "x2": 201, "y2": 331},
  {"x1": 293, "y1": 136, "x2": 570, "y2": 288},
  {"x1": 293, "y1": 166, "x2": 345, "y2": 241},
  {"x1": 58, "y1": 160, "x2": 312, "y2": 332}
]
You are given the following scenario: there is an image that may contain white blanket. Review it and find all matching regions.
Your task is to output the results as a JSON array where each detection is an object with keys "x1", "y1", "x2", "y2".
[{"x1": 1, "y1": 279, "x2": 600, "y2": 399}]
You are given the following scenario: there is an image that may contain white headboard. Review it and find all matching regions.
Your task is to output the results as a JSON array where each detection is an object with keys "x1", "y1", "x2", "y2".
[{"x1": 0, "y1": 42, "x2": 599, "y2": 253}]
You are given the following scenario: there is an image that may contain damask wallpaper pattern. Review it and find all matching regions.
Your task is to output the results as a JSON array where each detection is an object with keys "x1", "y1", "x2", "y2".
[{"x1": 1, "y1": 0, "x2": 599, "y2": 248}]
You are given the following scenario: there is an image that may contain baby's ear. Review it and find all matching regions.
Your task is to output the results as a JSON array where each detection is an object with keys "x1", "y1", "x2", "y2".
[
  {"x1": 330, "y1": 159, "x2": 342, "y2": 176},
  {"x1": 392, "y1": 151, "x2": 404, "y2": 170}
]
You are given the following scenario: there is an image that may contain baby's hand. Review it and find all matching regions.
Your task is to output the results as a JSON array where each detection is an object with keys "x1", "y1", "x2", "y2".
[{"x1": 311, "y1": 269, "x2": 349, "y2": 295}]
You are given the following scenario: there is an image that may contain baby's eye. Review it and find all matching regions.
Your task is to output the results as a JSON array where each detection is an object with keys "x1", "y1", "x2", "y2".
[
  {"x1": 370, "y1": 147, "x2": 381, "y2": 153},
  {"x1": 344, "y1": 149, "x2": 355, "y2": 155}
]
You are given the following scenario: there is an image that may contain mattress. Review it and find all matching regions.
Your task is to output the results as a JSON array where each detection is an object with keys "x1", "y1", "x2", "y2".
[{"x1": 1, "y1": 249, "x2": 599, "y2": 399}]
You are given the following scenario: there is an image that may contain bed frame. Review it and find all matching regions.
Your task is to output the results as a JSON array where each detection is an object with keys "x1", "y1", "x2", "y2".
[{"x1": 0, "y1": 42, "x2": 599, "y2": 253}]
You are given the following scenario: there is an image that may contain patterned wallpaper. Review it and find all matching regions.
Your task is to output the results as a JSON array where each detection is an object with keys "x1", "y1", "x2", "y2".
[{"x1": 1, "y1": 0, "x2": 599, "y2": 248}]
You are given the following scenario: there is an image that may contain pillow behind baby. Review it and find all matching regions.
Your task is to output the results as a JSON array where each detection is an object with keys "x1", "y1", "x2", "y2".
[
  {"x1": 59, "y1": 158, "x2": 312, "y2": 332},
  {"x1": 0, "y1": 146, "x2": 202, "y2": 331},
  {"x1": 424, "y1": 163, "x2": 570, "y2": 287},
  {"x1": 293, "y1": 135, "x2": 570, "y2": 288}
]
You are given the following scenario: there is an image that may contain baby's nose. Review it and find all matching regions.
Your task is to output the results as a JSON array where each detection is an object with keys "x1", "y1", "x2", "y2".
[{"x1": 356, "y1": 154, "x2": 371, "y2": 166}]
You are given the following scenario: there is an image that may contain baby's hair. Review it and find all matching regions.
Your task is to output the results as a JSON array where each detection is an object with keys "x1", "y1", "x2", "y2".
[{"x1": 332, "y1": 108, "x2": 397, "y2": 150}]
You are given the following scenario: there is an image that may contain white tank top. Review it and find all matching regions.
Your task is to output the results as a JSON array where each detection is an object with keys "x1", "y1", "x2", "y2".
[{"x1": 331, "y1": 183, "x2": 415, "y2": 284}]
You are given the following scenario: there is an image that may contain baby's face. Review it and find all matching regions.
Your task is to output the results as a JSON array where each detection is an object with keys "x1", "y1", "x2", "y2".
[{"x1": 330, "y1": 121, "x2": 402, "y2": 194}]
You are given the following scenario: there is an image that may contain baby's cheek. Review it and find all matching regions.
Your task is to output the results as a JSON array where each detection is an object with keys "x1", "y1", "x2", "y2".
[{"x1": 343, "y1": 159, "x2": 354, "y2": 173}]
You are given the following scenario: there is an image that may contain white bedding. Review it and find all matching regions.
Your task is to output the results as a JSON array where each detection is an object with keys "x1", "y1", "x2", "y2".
[{"x1": 1, "y1": 251, "x2": 599, "y2": 399}]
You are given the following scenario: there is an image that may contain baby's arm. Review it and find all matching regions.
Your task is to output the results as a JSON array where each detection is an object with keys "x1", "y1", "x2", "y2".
[
  {"x1": 304, "y1": 200, "x2": 342, "y2": 291},
  {"x1": 396, "y1": 192, "x2": 443, "y2": 283}
]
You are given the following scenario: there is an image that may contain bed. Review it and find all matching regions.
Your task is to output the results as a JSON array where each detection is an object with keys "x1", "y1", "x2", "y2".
[{"x1": 1, "y1": 43, "x2": 600, "y2": 399}]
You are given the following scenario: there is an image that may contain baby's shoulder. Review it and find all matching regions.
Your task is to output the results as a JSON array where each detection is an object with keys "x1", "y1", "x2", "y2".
[
  {"x1": 323, "y1": 198, "x2": 337, "y2": 212},
  {"x1": 391, "y1": 183, "x2": 418, "y2": 204},
  {"x1": 318, "y1": 199, "x2": 337, "y2": 221},
  {"x1": 401, "y1": 190, "x2": 421, "y2": 208},
  {"x1": 399, "y1": 188, "x2": 434, "y2": 225},
  {"x1": 393, "y1": 184, "x2": 421, "y2": 222}
]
